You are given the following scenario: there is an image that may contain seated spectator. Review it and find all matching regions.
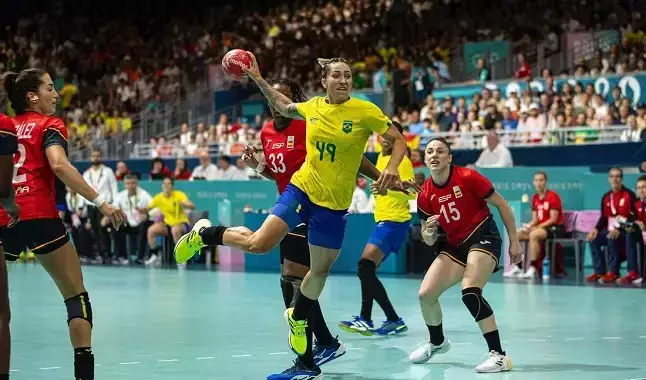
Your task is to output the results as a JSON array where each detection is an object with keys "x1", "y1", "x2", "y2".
[
  {"x1": 233, "y1": 157, "x2": 253, "y2": 180},
  {"x1": 115, "y1": 161, "x2": 131, "y2": 181},
  {"x1": 144, "y1": 178, "x2": 195, "y2": 266},
  {"x1": 64, "y1": 187, "x2": 94, "y2": 263},
  {"x1": 621, "y1": 175, "x2": 646, "y2": 284},
  {"x1": 410, "y1": 150, "x2": 424, "y2": 169},
  {"x1": 587, "y1": 168, "x2": 638, "y2": 283},
  {"x1": 349, "y1": 177, "x2": 371, "y2": 214},
  {"x1": 191, "y1": 151, "x2": 219, "y2": 180},
  {"x1": 504, "y1": 172, "x2": 565, "y2": 279},
  {"x1": 174, "y1": 158, "x2": 192, "y2": 180},
  {"x1": 216, "y1": 156, "x2": 238, "y2": 180},
  {"x1": 150, "y1": 158, "x2": 172, "y2": 180},
  {"x1": 474, "y1": 132, "x2": 514, "y2": 168},
  {"x1": 113, "y1": 175, "x2": 153, "y2": 265}
]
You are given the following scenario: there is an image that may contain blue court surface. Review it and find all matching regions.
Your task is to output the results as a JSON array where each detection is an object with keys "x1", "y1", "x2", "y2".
[{"x1": 7, "y1": 264, "x2": 646, "y2": 380}]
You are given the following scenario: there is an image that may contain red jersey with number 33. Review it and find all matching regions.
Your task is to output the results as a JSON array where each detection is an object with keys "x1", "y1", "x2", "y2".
[
  {"x1": 417, "y1": 165, "x2": 495, "y2": 245},
  {"x1": 0, "y1": 111, "x2": 68, "y2": 225},
  {"x1": 532, "y1": 190, "x2": 564, "y2": 225},
  {"x1": 260, "y1": 119, "x2": 307, "y2": 194}
]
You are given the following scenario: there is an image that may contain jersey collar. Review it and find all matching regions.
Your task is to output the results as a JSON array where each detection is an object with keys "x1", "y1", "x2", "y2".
[{"x1": 432, "y1": 165, "x2": 454, "y2": 189}]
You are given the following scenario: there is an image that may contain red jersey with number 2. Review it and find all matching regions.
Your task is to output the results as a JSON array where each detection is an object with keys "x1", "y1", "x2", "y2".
[
  {"x1": 0, "y1": 112, "x2": 68, "y2": 225},
  {"x1": 532, "y1": 190, "x2": 564, "y2": 225},
  {"x1": 260, "y1": 119, "x2": 307, "y2": 194},
  {"x1": 417, "y1": 165, "x2": 495, "y2": 245}
]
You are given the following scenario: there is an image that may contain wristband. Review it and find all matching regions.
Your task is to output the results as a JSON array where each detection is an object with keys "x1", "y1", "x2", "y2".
[
  {"x1": 255, "y1": 161, "x2": 266, "y2": 173},
  {"x1": 92, "y1": 195, "x2": 107, "y2": 207}
]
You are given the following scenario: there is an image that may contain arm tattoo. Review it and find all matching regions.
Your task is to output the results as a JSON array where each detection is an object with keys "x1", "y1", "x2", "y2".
[{"x1": 256, "y1": 77, "x2": 305, "y2": 120}]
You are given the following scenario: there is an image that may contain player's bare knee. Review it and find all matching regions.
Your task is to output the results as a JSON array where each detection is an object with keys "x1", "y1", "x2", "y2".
[{"x1": 418, "y1": 287, "x2": 440, "y2": 305}]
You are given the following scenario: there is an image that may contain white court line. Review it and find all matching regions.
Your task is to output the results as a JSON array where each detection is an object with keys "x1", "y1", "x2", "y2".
[
  {"x1": 9, "y1": 369, "x2": 18, "y2": 372},
  {"x1": 450, "y1": 342, "x2": 472, "y2": 346},
  {"x1": 158, "y1": 359, "x2": 179, "y2": 362},
  {"x1": 639, "y1": 336, "x2": 646, "y2": 339},
  {"x1": 119, "y1": 362, "x2": 140, "y2": 365},
  {"x1": 346, "y1": 347, "x2": 363, "y2": 351},
  {"x1": 39, "y1": 367, "x2": 61, "y2": 370},
  {"x1": 232, "y1": 354, "x2": 252, "y2": 358},
  {"x1": 602, "y1": 337, "x2": 622, "y2": 340},
  {"x1": 565, "y1": 337, "x2": 584, "y2": 341},
  {"x1": 268, "y1": 352, "x2": 289, "y2": 355},
  {"x1": 528, "y1": 339, "x2": 547, "y2": 342},
  {"x1": 196, "y1": 357, "x2": 215, "y2": 360},
  {"x1": 622, "y1": 378, "x2": 646, "y2": 380}
]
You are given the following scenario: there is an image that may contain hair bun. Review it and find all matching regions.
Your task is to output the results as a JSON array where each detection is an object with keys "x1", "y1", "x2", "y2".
[
  {"x1": 1, "y1": 72, "x2": 19, "y2": 97},
  {"x1": 317, "y1": 58, "x2": 332, "y2": 68}
]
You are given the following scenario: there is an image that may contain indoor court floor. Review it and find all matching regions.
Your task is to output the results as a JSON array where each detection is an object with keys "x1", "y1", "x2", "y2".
[{"x1": 7, "y1": 264, "x2": 646, "y2": 380}]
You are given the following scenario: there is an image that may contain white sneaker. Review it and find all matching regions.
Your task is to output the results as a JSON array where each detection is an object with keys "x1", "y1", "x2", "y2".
[
  {"x1": 118, "y1": 258, "x2": 129, "y2": 265},
  {"x1": 518, "y1": 266, "x2": 537, "y2": 279},
  {"x1": 145, "y1": 254, "x2": 159, "y2": 266},
  {"x1": 409, "y1": 339, "x2": 451, "y2": 364},
  {"x1": 503, "y1": 266, "x2": 523, "y2": 278},
  {"x1": 475, "y1": 350, "x2": 512, "y2": 373},
  {"x1": 633, "y1": 277, "x2": 643, "y2": 285}
]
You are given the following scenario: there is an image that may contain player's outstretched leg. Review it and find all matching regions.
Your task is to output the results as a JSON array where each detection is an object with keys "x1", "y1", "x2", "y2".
[
  {"x1": 409, "y1": 255, "x2": 462, "y2": 364},
  {"x1": 174, "y1": 215, "x2": 289, "y2": 264},
  {"x1": 0, "y1": 247, "x2": 11, "y2": 379},
  {"x1": 38, "y1": 241, "x2": 94, "y2": 380},
  {"x1": 462, "y1": 251, "x2": 512, "y2": 373},
  {"x1": 340, "y1": 243, "x2": 406, "y2": 336}
]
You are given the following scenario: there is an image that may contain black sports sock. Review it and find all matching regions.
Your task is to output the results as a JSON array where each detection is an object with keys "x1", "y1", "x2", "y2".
[
  {"x1": 149, "y1": 246, "x2": 159, "y2": 256},
  {"x1": 359, "y1": 278, "x2": 374, "y2": 321},
  {"x1": 292, "y1": 293, "x2": 316, "y2": 321},
  {"x1": 299, "y1": 323, "x2": 315, "y2": 368},
  {"x1": 371, "y1": 277, "x2": 399, "y2": 322},
  {"x1": 427, "y1": 323, "x2": 445, "y2": 346},
  {"x1": 309, "y1": 301, "x2": 334, "y2": 346},
  {"x1": 483, "y1": 330, "x2": 504, "y2": 355},
  {"x1": 200, "y1": 226, "x2": 227, "y2": 246},
  {"x1": 74, "y1": 347, "x2": 94, "y2": 380}
]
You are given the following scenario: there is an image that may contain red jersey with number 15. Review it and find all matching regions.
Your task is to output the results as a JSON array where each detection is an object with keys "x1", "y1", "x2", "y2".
[
  {"x1": 260, "y1": 119, "x2": 307, "y2": 193},
  {"x1": 0, "y1": 112, "x2": 68, "y2": 226},
  {"x1": 417, "y1": 165, "x2": 495, "y2": 245}
]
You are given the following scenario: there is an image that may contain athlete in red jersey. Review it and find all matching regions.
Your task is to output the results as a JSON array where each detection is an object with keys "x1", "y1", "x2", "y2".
[
  {"x1": 505, "y1": 171, "x2": 565, "y2": 279},
  {"x1": 240, "y1": 78, "x2": 346, "y2": 372},
  {"x1": 410, "y1": 137, "x2": 523, "y2": 374},
  {"x1": 0, "y1": 111, "x2": 17, "y2": 379},
  {"x1": 0, "y1": 69, "x2": 126, "y2": 380}
]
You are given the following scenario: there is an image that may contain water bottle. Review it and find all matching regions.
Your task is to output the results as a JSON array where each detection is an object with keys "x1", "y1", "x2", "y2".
[{"x1": 542, "y1": 255, "x2": 551, "y2": 280}]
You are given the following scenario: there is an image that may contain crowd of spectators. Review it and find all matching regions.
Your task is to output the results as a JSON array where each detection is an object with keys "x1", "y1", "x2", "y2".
[{"x1": 3, "y1": 0, "x2": 642, "y2": 149}]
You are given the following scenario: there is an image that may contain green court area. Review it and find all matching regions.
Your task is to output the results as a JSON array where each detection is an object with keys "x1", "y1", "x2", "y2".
[{"x1": 7, "y1": 264, "x2": 646, "y2": 380}]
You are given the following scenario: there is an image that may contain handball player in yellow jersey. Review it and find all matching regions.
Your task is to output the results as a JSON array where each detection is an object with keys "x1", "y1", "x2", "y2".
[{"x1": 174, "y1": 55, "x2": 407, "y2": 379}]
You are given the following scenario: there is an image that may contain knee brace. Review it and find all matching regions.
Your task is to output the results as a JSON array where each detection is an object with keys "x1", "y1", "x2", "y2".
[
  {"x1": 65, "y1": 292, "x2": 93, "y2": 327},
  {"x1": 280, "y1": 276, "x2": 302, "y2": 309},
  {"x1": 357, "y1": 258, "x2": 377, "y2": 280},
  {"x1": 461, "y1": 287, "x2": 493, "y2": 322}
]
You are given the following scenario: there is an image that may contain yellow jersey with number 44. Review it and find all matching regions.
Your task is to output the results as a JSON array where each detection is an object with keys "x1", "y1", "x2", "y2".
[{"x1": 292, "y1": 97, "x2": 391, "y2": 210}]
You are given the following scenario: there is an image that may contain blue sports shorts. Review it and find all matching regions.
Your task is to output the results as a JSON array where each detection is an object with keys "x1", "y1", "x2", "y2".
[
  {"x1": 368, "y1": 220, "x2": 411, "y2": 258},
  {"x1": 272, "y1": 184, "x2": 348, "y2": 249}
]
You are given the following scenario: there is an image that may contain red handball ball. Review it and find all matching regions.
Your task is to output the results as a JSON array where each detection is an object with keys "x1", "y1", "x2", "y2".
[{"x1": 222, "y1": 49, "x2": 252, "y2": 80}]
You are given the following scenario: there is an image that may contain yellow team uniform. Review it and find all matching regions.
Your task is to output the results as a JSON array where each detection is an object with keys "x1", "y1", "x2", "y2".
[
  {"x1": 149, "y1": 190, "x2": 190, "y2": 227},
  {"x1": 374, "y1": 153, "x2": 415, "y2": 223},
  {"x1": 293, "y1": 97, "x2": 392, "y2": 210}
]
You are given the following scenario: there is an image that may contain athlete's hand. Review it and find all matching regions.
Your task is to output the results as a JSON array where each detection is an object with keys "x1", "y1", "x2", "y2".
[
  {"x1": 421, "y1": 215, "x2": 440, "y2": 245},
  {"x1": 99, "y1": 202, "x2": 127, "y2": 231},
  {"x1": 369, "y1": 182, "x2": 387, "y2": 196},
  {"x1": 375, "y1": 166, "x2": 400, "y2": 192},
  {"x1": 509, "y1": 240, "x2": 524, "y2": 265},
  {"x1": 242, "y1": 145, "x2": 260, "y2": 169},
  {"x1": 587, "y1": 228, "x2": 598, "y2": 242},
  {"x1": 5, "y1": 202, "x2": 20, "y2": 228},
  {"x1": 241, "y1": 51, "x2": 261, "y2": 80}
]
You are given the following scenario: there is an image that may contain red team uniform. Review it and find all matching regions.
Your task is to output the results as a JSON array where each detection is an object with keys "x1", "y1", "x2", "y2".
[
  {"x1": 0, "y1": 114, "x2": 17, "y2": 255},
  {"x1": 531, "y1": 190, "x2": 564, "y2": 235},
  {"x1": 417, "y1": 165, "x2": 502, "y2": 269},
  {"x1": 260, "y1": 119, "x2": 309, "y2": 265},
  {"x1": 0, "y1": 112, "x2": 71, "y2": 256}
]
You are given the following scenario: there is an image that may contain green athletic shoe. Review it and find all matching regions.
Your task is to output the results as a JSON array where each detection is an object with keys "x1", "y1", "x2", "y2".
[{"x1": 174, "y1": 219, "x2": 212, "y2": 264}]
